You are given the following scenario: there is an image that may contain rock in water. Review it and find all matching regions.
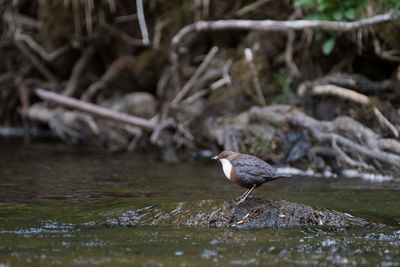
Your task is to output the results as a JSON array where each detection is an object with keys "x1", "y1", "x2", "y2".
[{"x1": 104, "y1": 198, "x2": 368, "y2": 229}]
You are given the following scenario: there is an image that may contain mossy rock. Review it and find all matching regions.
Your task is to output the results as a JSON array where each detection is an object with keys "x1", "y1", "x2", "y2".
[{"x1": 104, "y1": 198, "x2": 368, "y2": 229}]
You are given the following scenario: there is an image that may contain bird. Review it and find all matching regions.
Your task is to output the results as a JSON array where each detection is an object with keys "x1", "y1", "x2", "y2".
[{"x1": 212, "y1": 150, "x2": 290, "y2": 204}]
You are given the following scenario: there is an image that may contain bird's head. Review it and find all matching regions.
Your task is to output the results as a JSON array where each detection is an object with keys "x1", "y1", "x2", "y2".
[{"x1": 211, "y1": 150, "x2": 236, "y2": 161}]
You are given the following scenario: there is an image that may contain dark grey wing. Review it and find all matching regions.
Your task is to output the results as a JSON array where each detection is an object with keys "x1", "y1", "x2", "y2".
[{"x1": 231, "y1": 154, "x2": 277, "y2": 184}]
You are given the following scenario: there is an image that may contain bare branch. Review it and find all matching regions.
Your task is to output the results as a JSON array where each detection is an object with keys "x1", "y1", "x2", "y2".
[
  {"x1": 297, "y1": 73, "x2": 394, "y2": 96},
  {"x1": 115, "y1": 13, "x2": 138, "y2": 23},
  {"x1": 101, "y1": 20, "x2": 147, "y2": 46},
  {"x1": 244, "y1": 48, "x2": 266, "y2": 105},
  {"x1": 36, "y1": 89, "x2": 156, "y2": 130},
  {"x1": 331, "y1": 136, "x2": 368, "y2": 168},
  {"x1": 171, "y1": 10, "x2": 397, "y2": 63},
  {"x1": 312, "y1": 84, "x2": 371, "y2": 105},
  {"x1": 170, "y1": 46, "x2": 219, "y2": 107},
  {"x1": 14, "y1": 31, "x2": 71, "y2": 62},
  {"x1": 62, "y1": 45, "x2": 95, "y2": 97},
  {"x1": 136, "y1": 0, "x2": 150, "y2": 45},
  {"x1": 284, "y1": 30, "x2": 301, "y2": 78},
  {"x1": 373, "y1": 107, "x2": 399, "y2": 138},
  {"x1": 236, "y1": 0, "x2": 274, "y2": 17},
  {"x1": 81, "y1": 56, "x2": 135, "y2": 101},
  {"x1": 12, "y1": 39, "x2": 58, "y2": 84}
]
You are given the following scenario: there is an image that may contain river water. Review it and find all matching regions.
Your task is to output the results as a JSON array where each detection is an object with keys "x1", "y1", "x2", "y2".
[{"x1": 0, "y1": 142, "x2": 399, "y2": 266}]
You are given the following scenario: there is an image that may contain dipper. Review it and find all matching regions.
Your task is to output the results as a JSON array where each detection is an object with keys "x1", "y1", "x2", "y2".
[{"x1": 212, "y1": 150, "x2": 289, "y2": 204}]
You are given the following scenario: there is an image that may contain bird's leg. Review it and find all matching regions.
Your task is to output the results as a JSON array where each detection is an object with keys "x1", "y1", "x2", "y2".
[
  {"x1": 235, "y1": 188, "x2": 251, "y2": 201},
  {"x1": 236, "y1": 184, "x2": 256, "y2": 205}
]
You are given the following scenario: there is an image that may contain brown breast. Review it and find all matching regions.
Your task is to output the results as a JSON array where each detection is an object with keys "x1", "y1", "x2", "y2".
[{"x1": 229, "y1": 166, "x2": 246, "y2": 187}]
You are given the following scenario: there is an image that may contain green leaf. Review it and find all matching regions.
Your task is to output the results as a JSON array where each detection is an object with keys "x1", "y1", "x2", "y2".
[
  {"x1": 345, "y1": 9, "x2": 356, "y2": 20},
  {"x1": 333, "y1": 11, "x2": 343, "y2": 21},
  {"x1": 322, "y1": 38, "x2": 335, "y2": 55}
]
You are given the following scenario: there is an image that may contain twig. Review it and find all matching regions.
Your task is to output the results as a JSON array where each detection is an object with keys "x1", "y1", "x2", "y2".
[
  {"x1": 179, "y1": 67, "x2": 225, "y2": 107},
  {"x1": 331, "y1": 136, "x2": 368, "y2": 168},
  {"x1": 62, "y1": 45, "x2": 95, "y2": 96},
  {"x1": 127, "y1": 128, "x2": 143, "y2": 152},
  {"x1": 284, "y1": 7, "x2": 302, "y2": 79},
  {"x1": 12, "y1": 13, "x2": 42, "y2": 29},
  {"x1": 297, "y1": 73, "x2": 394, "y2": 96},
  {"x1": 101, "y1": 19, "x2": 146, "y2": 46},
  {"x1": 373, "y1": 107, "x2": 399, "y2": 138},
  {"x1": 14, "y1": 31, "x2": 71, "y2": 62},
  {"x1": 136, "y1": 0, "x2": 150, "y2": 45},
  {"x1": 373, "y1": 37, "x2": 400, "y2": 62},
  {"x1": 85, "y1": 0, "x2": 96, "y2": 34},
  {"x1": 150, "y1": 117, "x2": 175, "y2": 144},
  {"x1": 312, "y1": 84, "x2": 371, "y2": 105},
  {"x1": 244, "y1": 48, "x2": 266, "y2": 105},
  {"x1": 190, "y1": 69, "x2": 223, "y2": 92},
  {"x1": 36, "y1": 89, "x2": 156, "y2": 130},
  {"x1": 153, "y1": 19, "x2": 169, "y2": 50},
  {"x1": 284, "y1": 30, "x2": 301, "y2": 79},
  {"x1": 179, "y1": 90, "x2": 208, "y2": 107},
  {"x1": 115, "y1": 14, "x2": 138, "y2": 23},
  {"x1": 81, "y1": 55, "x2": 135, "y2": 101},
  {"x1": 236, "y1": 0, "x2": 274, "y2": 17},
  {"x1": 12, "y1": 40, "x2": 58, "y2": 84},
  {"x1": 170, "y1": 46, "x2": 219, "y2": 107}
]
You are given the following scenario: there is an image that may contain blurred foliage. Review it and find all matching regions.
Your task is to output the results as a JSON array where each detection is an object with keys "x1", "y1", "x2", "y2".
[
  {"x1": 294, "y1": 0, "x2": 400, "y2": 21},
  {"x1": 293, "y1": 0, "x2": 400, "y2": 55}
]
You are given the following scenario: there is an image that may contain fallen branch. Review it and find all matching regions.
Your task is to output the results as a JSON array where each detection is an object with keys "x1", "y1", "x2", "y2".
[
  {"x1": 312, "y1": 84, "x2": 371, "y2": 105},
  {"x1": 297, "y1": 73, "x2": 394, "y2": 96},
  {"x1": 171, "y1": 10, "x2": 397, "y2": 63},
  {"x1": 35, "y1": 89, "x2": 155, "y2": 130}
]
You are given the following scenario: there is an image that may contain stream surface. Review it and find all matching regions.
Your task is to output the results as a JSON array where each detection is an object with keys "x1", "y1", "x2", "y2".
[{"x1": 0, "y1": 141, "x2": 400, "y2": 266}]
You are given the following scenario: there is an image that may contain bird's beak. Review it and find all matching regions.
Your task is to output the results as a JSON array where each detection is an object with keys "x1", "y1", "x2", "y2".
[{"x1": 211, "y1": 156, "x2": 218, "y2": 160}]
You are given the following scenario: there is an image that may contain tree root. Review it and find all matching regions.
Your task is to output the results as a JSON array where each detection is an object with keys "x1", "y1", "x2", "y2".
[{"x1": 250, "y1": 106, "x2": 400, "y2": 170}]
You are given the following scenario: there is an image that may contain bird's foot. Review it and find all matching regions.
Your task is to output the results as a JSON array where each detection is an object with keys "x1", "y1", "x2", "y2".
[
  {"x1": 235, "y1": 197, "x2": 245, "y2": 205},
  {"x1": 235, "y1": 195, "x2": 253, "y2": 202},
  {"x1": 235, "y1": 185, "x2": 256, "y2": 205},
  {"x1": 235, "y1": 195, "x2": 252, "y2": 205}
]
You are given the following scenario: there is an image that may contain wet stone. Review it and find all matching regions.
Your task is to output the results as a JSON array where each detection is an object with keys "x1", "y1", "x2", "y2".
[{"x1": 104, "y1": 198, "x2": 368, "y2": 229}]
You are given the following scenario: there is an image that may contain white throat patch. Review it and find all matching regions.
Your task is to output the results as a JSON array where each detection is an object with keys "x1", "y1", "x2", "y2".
[{"x1": 219, "y1": 159, "x2": 232, "y2": 180}]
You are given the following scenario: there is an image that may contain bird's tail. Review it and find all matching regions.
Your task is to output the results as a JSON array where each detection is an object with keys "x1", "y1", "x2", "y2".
[{"x1": 274, "y1": 168, "x2": 292, "y2": 178}]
